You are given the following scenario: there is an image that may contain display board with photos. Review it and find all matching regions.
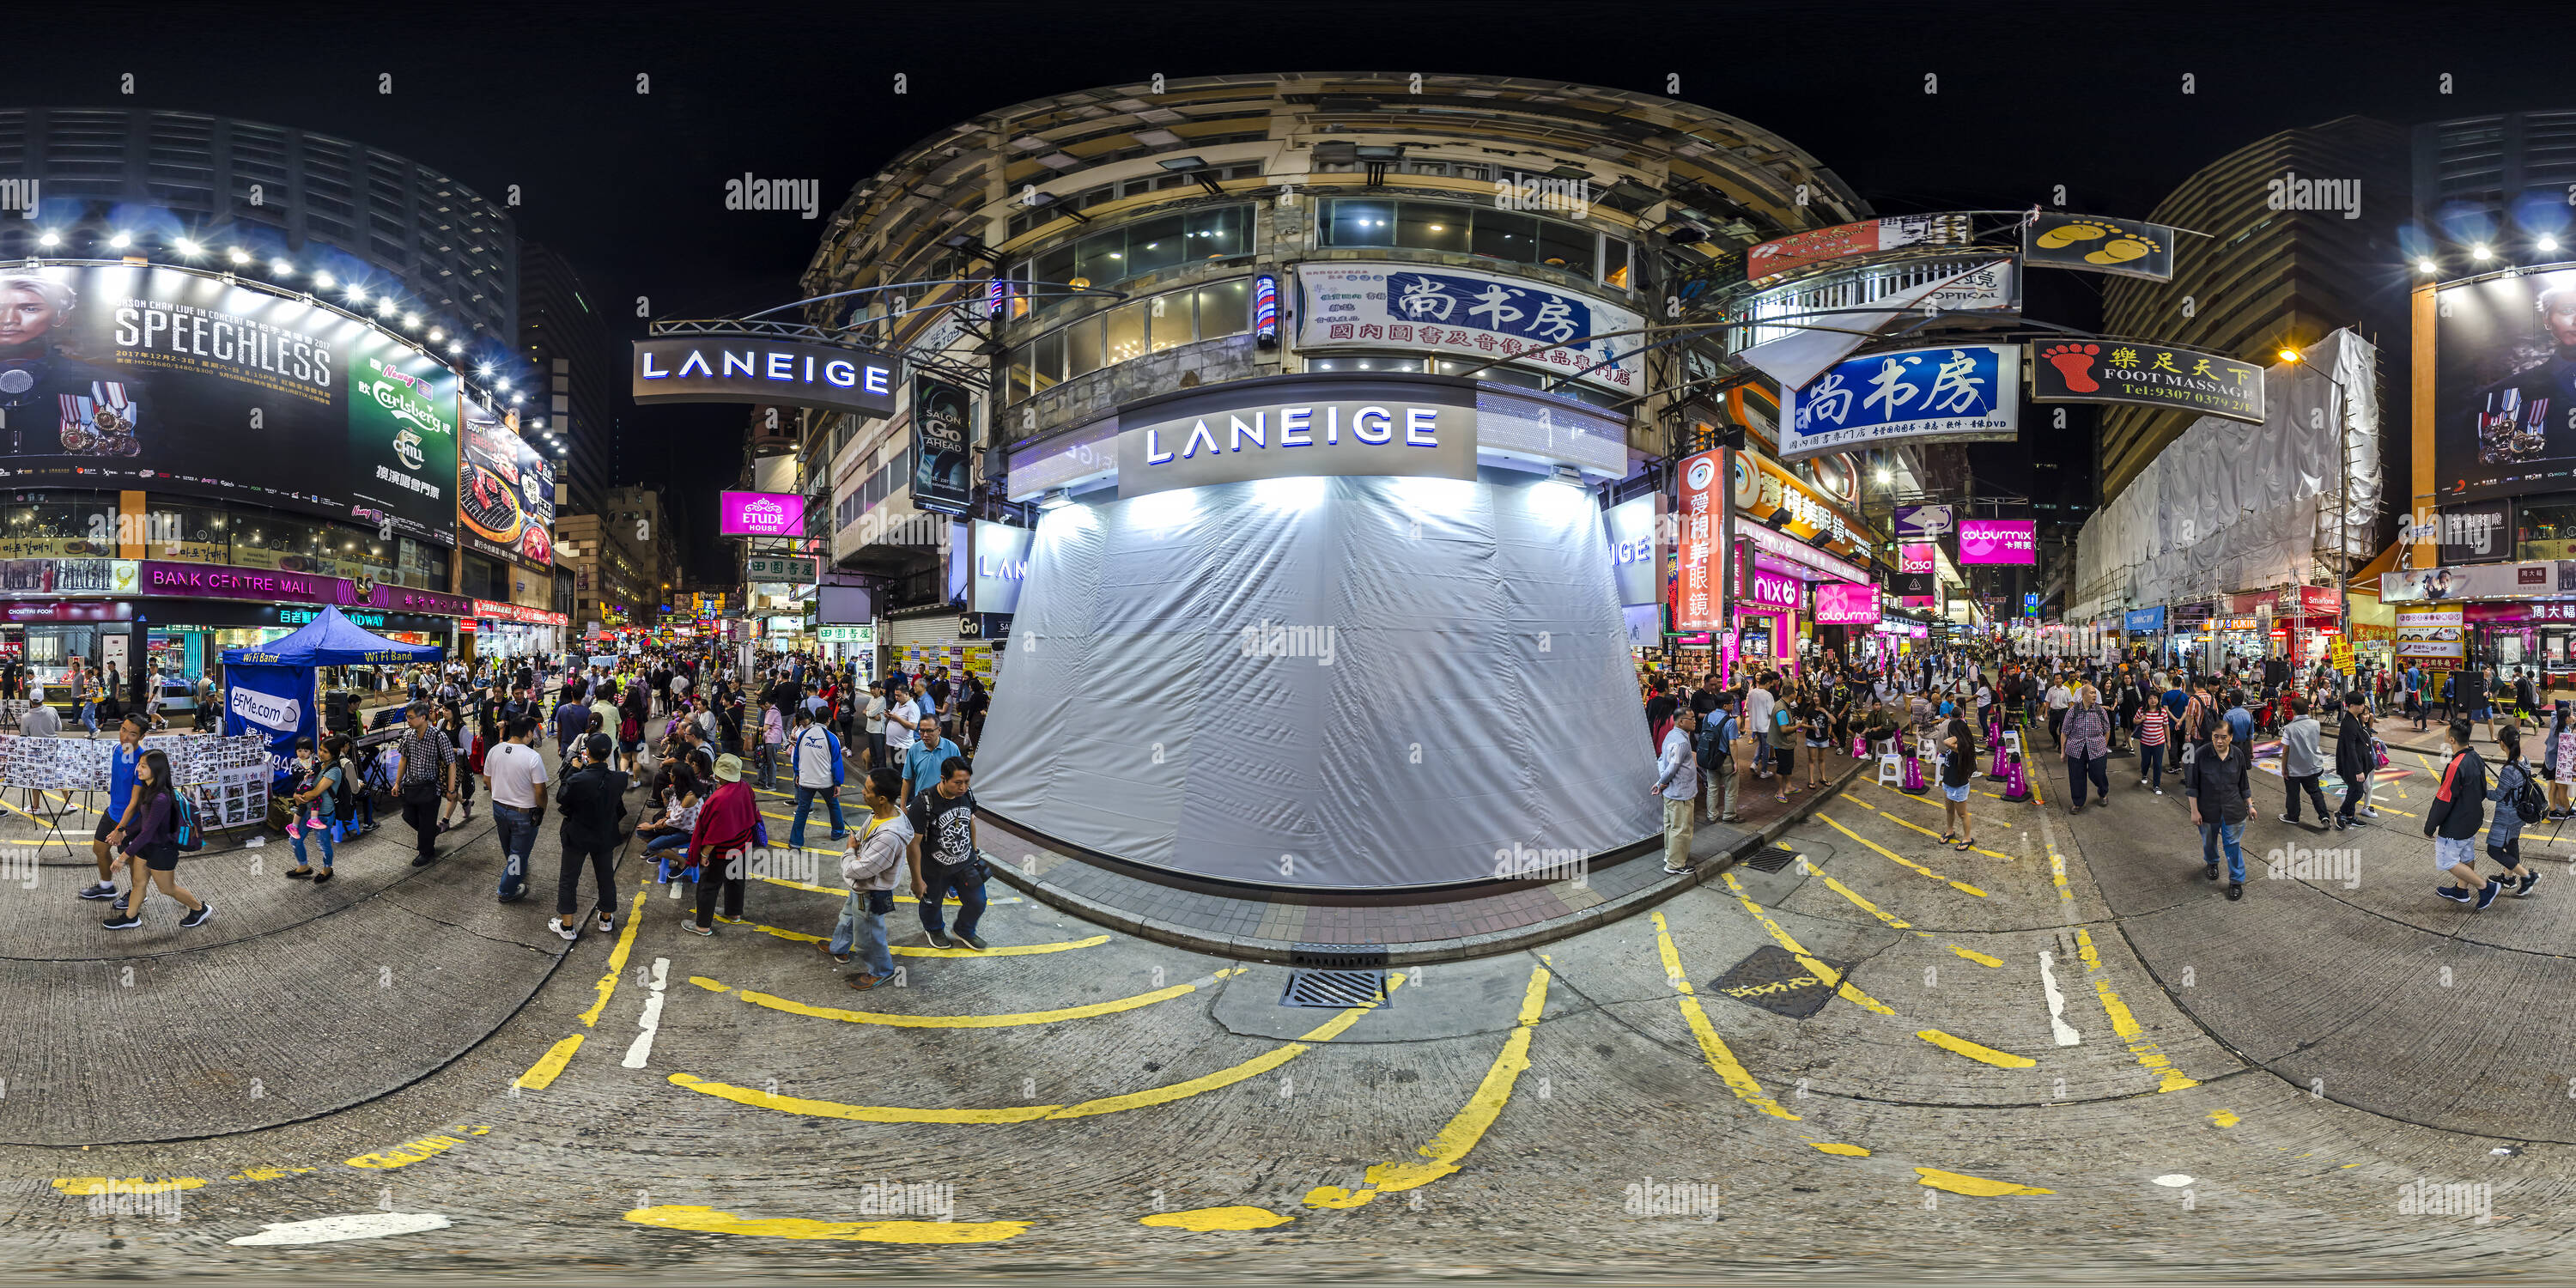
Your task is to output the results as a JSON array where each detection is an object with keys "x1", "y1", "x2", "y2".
[{"x1": 0, "y1": 731, "x2": 272, "y2": 793}]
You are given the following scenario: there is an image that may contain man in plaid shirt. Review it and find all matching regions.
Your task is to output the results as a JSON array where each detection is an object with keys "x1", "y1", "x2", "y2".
[{"x1": 396, "y1": 702, "x2": 461, "y2": 867}]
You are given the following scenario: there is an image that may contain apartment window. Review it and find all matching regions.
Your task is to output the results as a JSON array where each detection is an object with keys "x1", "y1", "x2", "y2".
[
  {"x1": 1004, "y1": 278, "x2": 1255, "y2": 403},
  {"x1": 1195, "y1": 280, "x2": 1249, "y2": 338},
  {"x1": 1319, "y1": 198, "x2": 1636, "y2": 289},
  {"x1": 1398, "y1": 202, "x2": 1470, "y2": 254},
  {"x1": 1010, "y1": 203, "x2": 1255, "y2": 298},
  {"x1": 1327, "y1": 198, "x2": 1396, "y2": 247},
  {"x1": 1102, "y1": 299, "x2": 1149, "y2": 365}
]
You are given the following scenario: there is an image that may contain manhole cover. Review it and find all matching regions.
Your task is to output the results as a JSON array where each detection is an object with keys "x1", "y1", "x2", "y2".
[
  {"x1": 1709, "y1": 944, "x2": 1844, "y2": 1020},
  {"x1": 1740, "y1": 845, "x2": 1800, "y2": 874},
  {"x1": 1279, "y1": 969, "x2": 1392, "y2": 1010}
]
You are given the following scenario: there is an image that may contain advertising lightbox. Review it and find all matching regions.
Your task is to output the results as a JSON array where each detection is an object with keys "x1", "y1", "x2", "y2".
[
  {"x1": 1957, "y1": 519, "x2": 2037, "y2": 565},
  {"x1": 720, "y1": 490, "x2": 806, "y2": 538}
]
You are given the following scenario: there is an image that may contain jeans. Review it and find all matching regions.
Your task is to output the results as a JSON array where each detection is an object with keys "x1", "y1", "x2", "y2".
[
  {"x1": 493, "y1": 803, "x2": 538, "y2": 900},
  {"x1": 643, "y1": 829, "x2": 690, "y2": 879},
  {"x1": 790, "y1": 784, "x2": 847, "y2": 848},
  {"x1": 756, "y1": 743, "x2": 779, "y2": 788},
  {"x1": 289, "y1": 822, "x2": 336, "y2": 870},
  {"x1": 2139, "y1": 742, "x2": 2166, "y2": 789},
  {"x1": 2284, "y1": 772, "x2": 2330, "y2": 823},
  {"x1": 2337, "y1": 769, "x2": 2371, "y2": 822},
  {"x1": 1662, "y1": 795, "x2": 1695, "y2": 870},
  {"x1": 2199, "y1": 818, "x2": 2245, "y2": 883},
  {"x1": 2066, "y1": 753, "x2": 2107, "y2": 806},
  {"x1": 1703, "y1": 758, "x2": 1738, "y2": 821},
  {"x1": 917, "y1": 857, "x2": 987, "y2": 938},
  {"x1": 557, "y1": 835, "x2": 619, "y2": 920},
  {"x1": 78, "y1": 702, "x2": 97, "y2": 735},
  {"x1": 831, "y1": 887, "x2": 897, "y2": 975}
]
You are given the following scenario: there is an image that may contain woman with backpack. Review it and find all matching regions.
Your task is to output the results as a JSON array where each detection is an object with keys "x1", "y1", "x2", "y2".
[
  {"x1": 2483, "y1": 724, "x2": 2545, "y2": 899},
  {"x1": 100, "y1": 750, "x2": 210, "y2": 930}
]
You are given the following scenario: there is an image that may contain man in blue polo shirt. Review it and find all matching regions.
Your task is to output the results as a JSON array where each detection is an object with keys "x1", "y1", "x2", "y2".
[
  {"x1": 902, "y1": 715, "x2": 968, "y2": 806},
  {"x1": 76, "y1": 714, "x2": 149, "y2": 907}
]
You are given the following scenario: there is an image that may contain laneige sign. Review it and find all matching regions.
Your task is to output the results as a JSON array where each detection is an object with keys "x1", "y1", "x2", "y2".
[
  {"x1": 1113, "y1": 374, "x2": 1479, "y2": 499},
  {"x1": 631, "y1": 337, "x2": 898, "y2": 417}
]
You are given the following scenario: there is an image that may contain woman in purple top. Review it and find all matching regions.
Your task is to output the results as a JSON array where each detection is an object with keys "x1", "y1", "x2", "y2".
[{"x1": 100, "y1": 750, "x2": 210, "y2": 930}]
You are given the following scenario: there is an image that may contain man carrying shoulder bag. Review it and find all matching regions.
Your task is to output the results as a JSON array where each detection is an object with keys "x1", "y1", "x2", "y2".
[{"x1": 1697, "y1": 702, "x2": 1741, "y2": 825}]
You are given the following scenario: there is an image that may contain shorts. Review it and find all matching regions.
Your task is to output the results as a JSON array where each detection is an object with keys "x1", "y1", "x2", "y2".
[
  {"x1": 619, "y1": 738, "x2": 643, "y2": 754},
  {"x1": 1804, "y1": 737, "x2": 1831, "y2": 749},
  {"x1": 94, "y1": 812, "x2": 119, "y2": 843},
  {"x1": 2433, "y1": 835, "x2": 2476, "y2": 872},
  {"x1": 141, "y1": 841, "x2": 179, "y2": 872},
  {"x1": 1941, "y1": 782, "x2": 1971, "y2": 804}
]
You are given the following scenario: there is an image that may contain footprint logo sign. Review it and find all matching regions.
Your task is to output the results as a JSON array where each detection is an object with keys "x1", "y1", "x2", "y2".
[
  {"x1": 2026, "y1": 214, "x2": 2172, "y2": 281},
  {"x1": 2041, "y1": 343, "x2": 2101, "y2": 392}
]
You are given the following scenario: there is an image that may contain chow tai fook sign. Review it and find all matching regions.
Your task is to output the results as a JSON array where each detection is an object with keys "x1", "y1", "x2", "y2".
[
  {"x1": 1779, "y1": 345, "x2": 2020, "y2": 463},
  {"x1": 1112, "y1": 373, "x2": 1478, "y2": 500},
  {"x1": 631, "y1": 337, "x2": 898, "y2": 418},
  {"x1": 2381, "y1": 562, "x2": 2572, "y2": 603},
  {"x1": 2030, "y1": 340, "x2": 2265, "y2": 426}
]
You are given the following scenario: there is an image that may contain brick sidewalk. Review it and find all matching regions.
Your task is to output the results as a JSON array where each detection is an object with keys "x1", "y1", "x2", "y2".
[{"x1": 980, "y1": 745, "x2": 1870, "y2": 965}]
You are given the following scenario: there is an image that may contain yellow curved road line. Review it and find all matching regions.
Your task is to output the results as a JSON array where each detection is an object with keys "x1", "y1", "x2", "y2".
[
  {"x1": 715, "y1": 915, "x2": 1105, "y2": 957},
  {"x1": 579, "y1": 886, "x2": 649, "y2": 1028},
  {"x1": 625, "y1": 1204, "x2": 1026, "y2": 1244},
  {"x1": 2074, "y1": 927, "x2": 2200, "y2": 1093},
  {"x1": 1917, "y1": 1167, "x2": 2052, "y2": 1197},
  {"x1": 688, "y1": 969, "x2": 1240, "y2": 1028},
  {"x1": 667, "y1": 973, "x2": 1403, "y2": 1124},
  {"x1": 750, "y1": 872, "x2": 1020, "y2": 906},
  {"x1": 1916, "y1": 1029, "x2": 2036, "y2": 1069},
  {"x1": 1304, "y1": 963, "x2": 1551, "y2": 1207},
  {"x1": 1816, "y1": 812, "x2": 1989, "y2": 896},
  {"x1": 1647, "y1": 911, "x2": 1801, "y2": 1121},
  {"x1": 1139, "y1": 1206, "x2": 1294, "y2": 1231}
]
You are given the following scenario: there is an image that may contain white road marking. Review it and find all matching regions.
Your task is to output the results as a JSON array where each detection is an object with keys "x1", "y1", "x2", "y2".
[
  {"x1": 2038, "y1": 951, "x2": 2081, "y2": 1047},
  {"x1": 228, "y1": 1212, "x2": 452, "y2": 1245},
  {"x1": 622, "y1": 956, "x2": 671, "y2": 1069},
  {"x1": 2153, "y1": 1174, "x2": 2194, "y2": 1188}
]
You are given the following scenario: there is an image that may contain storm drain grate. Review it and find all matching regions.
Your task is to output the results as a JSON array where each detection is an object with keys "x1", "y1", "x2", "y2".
[
  {"x1": 1741, "y1": 845, "x2": 1801, "y2": 874},
  {"x1": 1280, "y1": 968, "x2": 1393, "y2": 1010}
]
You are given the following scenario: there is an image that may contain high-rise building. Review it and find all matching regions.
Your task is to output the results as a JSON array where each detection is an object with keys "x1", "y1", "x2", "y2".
[
  {"x1": 516, "y1": 240, "x2": 617, "y2": 520},
  {"x1": 2098, "y1": 116, "x2": 2409, "y2": 507}
]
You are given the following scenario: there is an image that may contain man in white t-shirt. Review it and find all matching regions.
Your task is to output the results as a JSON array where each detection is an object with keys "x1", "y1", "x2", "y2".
[
  {"x1": 862, "y1": 683, "x2": 889, "y2": 770},
  {"x1": 483, "y1": 718, "x2": 550, "y2": 903},
  {"x1": 882, "y1": 683, "x2": 921, "y2": 766},
  {"x1": 2046, "y1": 675, "x2": 2075, "y2": 749}
]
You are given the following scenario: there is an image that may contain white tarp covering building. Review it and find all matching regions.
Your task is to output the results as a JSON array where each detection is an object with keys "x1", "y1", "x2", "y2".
[{"x1": 2070, "y1": 328, "x2": 2380, "y2": 618}]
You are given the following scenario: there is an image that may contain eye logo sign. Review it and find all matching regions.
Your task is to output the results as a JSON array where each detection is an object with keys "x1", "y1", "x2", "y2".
[{"x1": 1686, "y1": 458, "x2": 1716, "y2": 491}]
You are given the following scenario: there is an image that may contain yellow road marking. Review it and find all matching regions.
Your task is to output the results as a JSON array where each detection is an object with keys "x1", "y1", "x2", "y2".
[
  {"x1": 666, "y1": 975, "x2": 1404, "y2": 1123},
  {"x1": 625, "y1": 1205, "x2": 1026, "y2": 1244},
  {"x1": 1139, "y1": 1206, "x2": 1293, "y2": 1231},
  {"x1": 1816, "y1": 813, "x2": 1989, "y2": 897},
  {"x1": 1916, "y1": 1167, "x2": 2052, "y2": 1197},
  {"x1": 750, "y1": 873, "x2": 1018, "y2": 905},
  {"x1": 1949, "y1": 945, "x2": 2003, "y2": 968},
  {"x1": 1916, "y1": 1029, "x2": 2036, "y2": 1068},
  {"x1": 2046, "y1": 840, "x2": 2073, "y2": 908},
  {"x1": 52, "y1": 1177, "x2": 205, "y2": 1195},
  {"x1": 344, "y1": 1126, "x2": 492, "y2": 1170},
  {"x1": 1304, "y1": 963, "x2": 1551, "y2": 1207},
  {"x1": 578, "y1": 886, "x2": 648, "y2": 1028},
  {"x1": 716, "y1": 916, "x2": 1105, "y2": 957},
  {"x1": 1820, "y1": 875, "x2": 1912, "y2": 929},
  {"x1": 1809, "y1": 1142, "x2": 1870, "y2": 1157},
  {"x1": 224, "y1": 1167, "x2": 316, "y2": 1182},
  {"x1": 689, "y1": 969, "x2": 1240, "y2": 1028},
  {"x1": 1865, "y1": 805, "x2": 2015, "y2": 860},
  {"x1": 514, "y1": 1035, "x2": 586, "y2": 1091},
  {"x1": 2208, "y1": 1109, "x2": 2240, "y2": 1127},
  {"x1": 2074, "y1": 927, "x2": 2198, "y2": 1093},
  {"x1": 1647, "y1": 911, "x2": 1801, "y2": 1121},
  {"x1": 1716, "y1": 873, "x2": 1894, "y2": 1016}
]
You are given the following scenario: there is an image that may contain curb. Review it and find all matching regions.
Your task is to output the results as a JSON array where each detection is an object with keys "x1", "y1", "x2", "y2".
[{"x1": 983, "y1": 756, "x2": 1874, "y2": 967}]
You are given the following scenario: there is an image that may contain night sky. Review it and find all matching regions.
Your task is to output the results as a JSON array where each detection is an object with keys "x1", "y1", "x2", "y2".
[{"x1": 27, "y1": 0, "x2": 2567, "y2": 577}]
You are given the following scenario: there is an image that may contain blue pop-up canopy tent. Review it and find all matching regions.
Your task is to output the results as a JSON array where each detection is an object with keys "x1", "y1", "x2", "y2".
[{"x1": 222, "y1": 605, "x2": 445, "y2": 772}]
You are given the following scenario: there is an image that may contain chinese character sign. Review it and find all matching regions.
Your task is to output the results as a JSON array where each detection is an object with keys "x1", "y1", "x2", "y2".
[
  {"x1": 1674, "y1": 450, "x2": 1722, "y2": 632},
  {"x1": 1957, "y1": 519, "x2": 2037, "y2": 566},
  {"x1": 1780, "y1": 345, "x2": 2020, "y2": 462},
  {"x1": 2029, "y1": 339, "x2": 2263, "y2": 426},
  {"x1": 1296, "y1": 263, "x2": 1643, "y2": 395}
]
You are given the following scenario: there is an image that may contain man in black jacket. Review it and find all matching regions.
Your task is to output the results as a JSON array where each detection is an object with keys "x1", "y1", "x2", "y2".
[
  {"x1": 2424, "y1": 719, "x2": 2505, "y2": 912},
  {"x1": 2333, "y1": 690, "x2": 2377, "y2": 830},
  {"x1": 550, "y1": 732, "x2": 633, "y2": 940},
  {"x1": 2184, "y1": 718, "x2": 2254, "y2": 900}
]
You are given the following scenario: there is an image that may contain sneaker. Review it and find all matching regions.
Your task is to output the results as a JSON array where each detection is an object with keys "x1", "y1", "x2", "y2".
[
  {"x1": 958, "y1": 933, "x2": 988, "y2": 951},
  {"x1": 2515, "y1": 871, "x2": 2542, "y2": 897},
  {"x1": 2277, "y1": 813, "x2": 2296, "y2": 825},
  {"x1": 680, "y1": 919, "x2": 714, "y2": 937},
  {"x1": 284, "y1": 820, "x2": 301, "y2": 839},
  {"x1": 2138, "y1": 778, "x2": 2148, "y2": 786},
  {"x1": 76, "y1": 881, "x2": 118, "y2": 902},
  {"x1": 927, "y1": 931, "x2": 955, "y2": 949},
  {"x1": 2154, "y1": 788, "x2": 2165, "y2": 795},
  {"x1": 596, "y1": 912, "x2": 613, "y2": 933},
  {"x1": 1662, "y1": 861, "x2": 1692, "y2": 876},
  {"x1": 2204, "y1": 863, "x2": 2221, "y2": 882},
  {"x1": 101, "y1": 912, "x2": 142, "y2": 930},
  {"x1": 2435, "y1": 884, "x2": 2473, "y2": 904},
  {"x1": 546, "y1": 916, "x2": 580, "y2": 941},
  {"x1": 2332, "y1": 817, "x2": 2348, "y2": 831},
  {"x1": 2226, "y1": 882, "x2": 2243, "y2": 902},
  {"x1": 2475, "y1": 880, "x2": 2501, "y2": 912},
  {"x1": 179, "y1": 902, "x2": 212, "y2": 928},
  {"x1": 815, "y1": 940, "x2": 852, "y2": 966}
]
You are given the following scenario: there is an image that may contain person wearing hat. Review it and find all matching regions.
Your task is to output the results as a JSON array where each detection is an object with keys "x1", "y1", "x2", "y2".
[
  {"x1": 548, "y1": 732, "x2": 631, "y2": 940},
  {"x1": 683, "y1": 751, "x2": 762, "y2": 935}
]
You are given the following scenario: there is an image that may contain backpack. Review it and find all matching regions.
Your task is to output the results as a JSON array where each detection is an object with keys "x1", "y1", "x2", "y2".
[
  {"x1": 333, "y1": 758, "x2": 359, "y2": 822},
  {"x1": 1695, "y1": 714, "x2": 1734, "y2": 772},
  {"x1": 2512, "y1": 763, "x2": 2547, "y2": 825},
  {"x1": 173, "y1": 792, "x2": 204, "y2": 852}
]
